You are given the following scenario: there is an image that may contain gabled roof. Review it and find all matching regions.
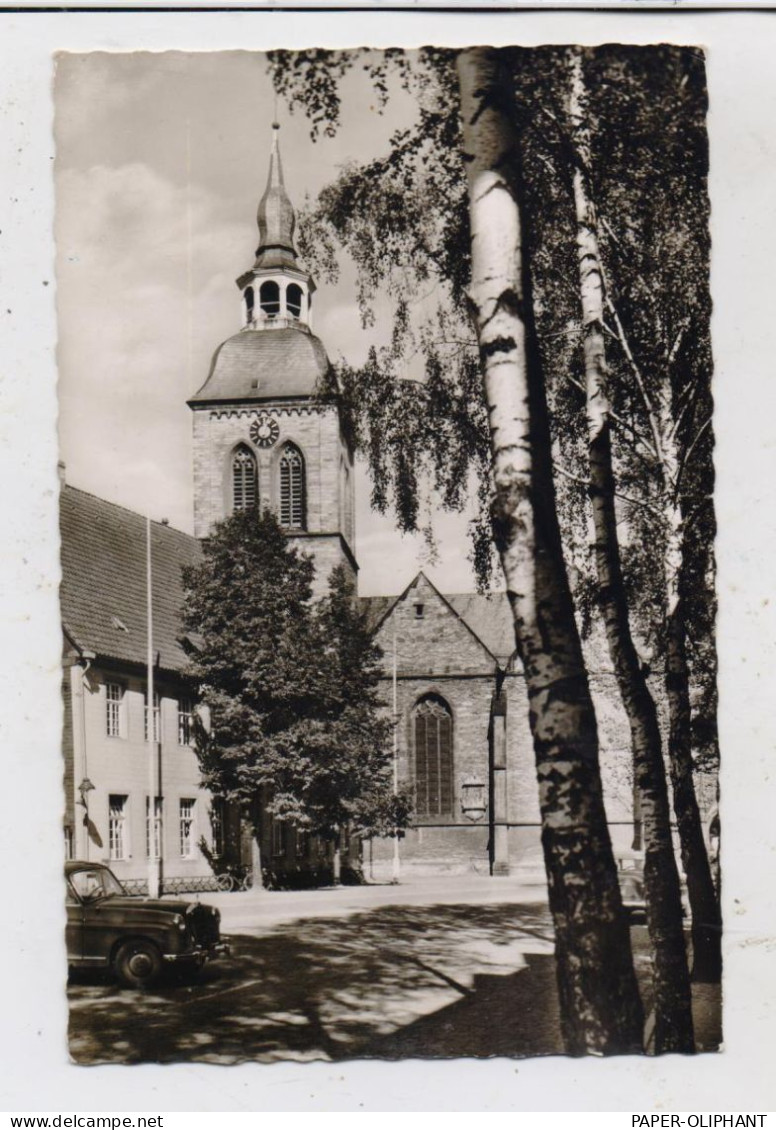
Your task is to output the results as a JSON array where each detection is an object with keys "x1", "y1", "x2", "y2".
[
  {"x1": 60, "y1": 485, "x2": 202, "y2": 673},
  {"x1": 446, "y1": 591, "x2": 517, "y2": 664},
  {"x1": 360, "y1": 572, "x2": 518, "y2": 669}
]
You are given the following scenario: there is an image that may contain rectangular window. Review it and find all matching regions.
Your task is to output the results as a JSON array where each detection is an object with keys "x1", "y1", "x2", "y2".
[
  {"x1": 146, "y1": 796, "x2": 162, "y2": 860},
  {"x1": 144, "y1": 689, "x2": 161, "y2": 743},
  {"x1": 210, "y1": 800, "x2": 225, "y2": 857},
  {"x1": 109, "y1": 795, "x2": 129, "y2": 861},
  {"x1": 271, "y1": 818, "x2": 287, "y2": 857},
  {"x1": 178, "y1": 697, "x2": 194, "y2": 746},
  {"x1": 179, "y1": 798, "x2": 196, "y2": 858},
  {"x1": 105, "y1": 682, "x2": 126, "y2": 738},
  {"x1": 64, "y1": 825, "x2": 74, "y2": 861}
]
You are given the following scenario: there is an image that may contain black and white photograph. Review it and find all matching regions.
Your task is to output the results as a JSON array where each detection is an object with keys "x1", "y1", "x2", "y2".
[
  {"x1": 3, "y1": 4, "x2": 776, "y2": 1114},
  {"x1": 56, "y1": 42, "x2": 720, "y2": 1065}
]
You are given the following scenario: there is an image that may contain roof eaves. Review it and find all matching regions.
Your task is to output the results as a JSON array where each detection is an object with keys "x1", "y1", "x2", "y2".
[{"x1": 416, "y1": 572, "x2": 501, "y2": 667}]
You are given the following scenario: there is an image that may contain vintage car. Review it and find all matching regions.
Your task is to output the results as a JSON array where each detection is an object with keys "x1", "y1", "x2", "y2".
[
  {"x1": 615, "y1": 851, "x2": 690, "y2": 921},
  {"x1": 66, "y1": 861, "x2": 229, "y2": 988},
  {"x1": 616, "y1": 851, "x2": 647, "y2": 919}
]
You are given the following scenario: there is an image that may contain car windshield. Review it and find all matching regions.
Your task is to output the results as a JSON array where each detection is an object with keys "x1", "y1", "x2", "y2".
[{"x1": 70, "y1": 866, "x2": 125, "y2": 901}]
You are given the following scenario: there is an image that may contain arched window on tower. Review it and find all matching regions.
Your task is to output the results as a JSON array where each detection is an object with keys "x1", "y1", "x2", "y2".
[
  {"x1": 286, "y1": 283, "x2": 303, "y2": 320},
  {"x1": 278, "y1": 444, "x2": 305, "y2": 530},
  {"x1": 259, "y1": 280, "x2": 280, "y2": 317},
  {"x1": 414, "y1": 695, "x2": 454, "y2": 817},
  {"x1": 244, "y1": 285, "x2": 255, "y2": 325},
  {"x1": 231, "y1": 445, "x2": 257, "y2": 514}
]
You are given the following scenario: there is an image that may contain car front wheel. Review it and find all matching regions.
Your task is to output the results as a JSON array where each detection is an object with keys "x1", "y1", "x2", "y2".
[{"x1": 114, "y1": 939, "x2": 163, "y2": 989}]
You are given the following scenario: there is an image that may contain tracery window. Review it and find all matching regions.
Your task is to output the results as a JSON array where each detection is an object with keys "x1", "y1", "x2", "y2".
[
  {"x1": 279, "y1": 444, "x2": 305, "y2": 529},
  {"x1": 414, "y1": 695, "x2": 454, "y2": 817},
  {"x1": 232, "y1": 445, "x2": 257, "y2": 514}
]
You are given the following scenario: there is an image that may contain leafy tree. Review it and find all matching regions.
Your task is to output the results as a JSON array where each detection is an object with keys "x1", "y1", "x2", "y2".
[
  {"x1": 566, "y1": 46, "x2": 693, "y2": 1052},
  {"x1": 272, "y1": 45, "x2": 645, "y2": 1055},
  {"x1": 285, "y1": 43, "x2": 722, "y2": 987},
  {"x1": 182, "y1": 509, "x2": 409, "y2": 885},
  {"x1": 530, "y1": 45, "x2": 721, "y2": 982}
]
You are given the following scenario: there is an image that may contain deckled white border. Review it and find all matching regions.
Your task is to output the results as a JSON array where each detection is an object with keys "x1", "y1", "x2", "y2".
[{"x1": 1, "y1": 7, "x2": 774, "y2": 1113}]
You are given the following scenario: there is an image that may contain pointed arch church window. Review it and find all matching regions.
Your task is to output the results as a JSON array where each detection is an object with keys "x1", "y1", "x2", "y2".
[
  {"x1": 259, "y1": 280, "x2": 280, "y2": 317},
  {"x1": 286, "y1": 283, "x2": 303, "y2": 320},
  {"x1": 232, "y1": 445, "x2": 257, "y2": 513},
  {"x1": 279, "y1": 444, "x2": 305, "y2": 530},
  {"x1": 414, "y1": 695, "x2": 454, "y2": 817}
]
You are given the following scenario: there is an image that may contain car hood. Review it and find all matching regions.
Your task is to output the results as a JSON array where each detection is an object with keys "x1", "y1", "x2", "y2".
[{"x1": 89, "y1": 896, "x2": 198, "y2": 916}]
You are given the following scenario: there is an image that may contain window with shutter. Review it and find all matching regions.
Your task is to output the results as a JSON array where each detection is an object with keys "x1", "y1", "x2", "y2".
[
  {"x1": 414, "y1": 696, "x2": 454, "y2": 817},
  {"x1": 279, "y1": 444, "x2": 305, "y2": 529},
  {"x1": 232, "y1": 446, "x2": 257, "y2": 513}
]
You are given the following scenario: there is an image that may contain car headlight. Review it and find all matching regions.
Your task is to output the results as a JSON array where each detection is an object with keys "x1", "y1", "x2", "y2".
[{"x1": 173, "y1": 914, "x2": 186, "y2": 931}]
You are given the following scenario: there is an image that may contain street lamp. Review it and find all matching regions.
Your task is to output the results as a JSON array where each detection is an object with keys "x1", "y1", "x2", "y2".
[{"x1": 78, "y1": 777, "x2": 95, "y2": 821}]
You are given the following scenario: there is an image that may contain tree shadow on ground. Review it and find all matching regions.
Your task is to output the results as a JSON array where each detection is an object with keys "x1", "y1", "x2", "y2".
[
  {"x1": 68, "y1": 901, "x2": 558, "y2": 1064},
  {"x1": 68, "y1": 904, "x2": 721, "y2": 1064}
]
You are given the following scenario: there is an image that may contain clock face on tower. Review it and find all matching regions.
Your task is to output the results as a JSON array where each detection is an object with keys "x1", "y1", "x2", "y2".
[{"x1": 249, "y1": 413, "x2": 280, "y2": 449}]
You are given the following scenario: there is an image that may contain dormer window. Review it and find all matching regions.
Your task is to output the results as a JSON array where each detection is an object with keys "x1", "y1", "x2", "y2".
[
  {"x1": 259, "y1": 280, "x2": 280, "y2": 317},
  {"x1": 286, "y1": 283, "x2": 303, "y2": 320}
]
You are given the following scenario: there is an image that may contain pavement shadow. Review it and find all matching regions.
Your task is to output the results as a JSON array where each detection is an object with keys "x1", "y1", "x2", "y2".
[
  {"x1": 360, "y1": 954, "x2": 564, "y2": 1059},
  {"x1": 68, "y1": 901, "x2": 556, "y2": 1064}
]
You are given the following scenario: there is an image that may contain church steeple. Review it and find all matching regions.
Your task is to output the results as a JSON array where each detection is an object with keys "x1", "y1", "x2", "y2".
[
  {"x1": 236, "y1": 123, "x2": 314, "y2": 331},
  {"x1": 190, "y1": 116, "x2": 357, "y2": 592},
  {"x1": 255, "y1": 123, "x2": 297, "y2": 269}
]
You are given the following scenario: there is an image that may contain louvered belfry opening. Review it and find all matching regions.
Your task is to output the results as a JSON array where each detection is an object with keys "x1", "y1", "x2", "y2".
[
  {"x1": 259, "y1": 280, "x2": 280, "y2": 317},
  {"x1": 232, "y1": 445, "x2": 257, "y2": 513},
  {"x1": 286, "y1": 283, "x2": 303, "y2": 319},
  {"x1": 414, "y1": 695, "x2": 454, "y2": 817},
  {"x1": 279, "y1": 443, "x2": 305, "y2": 529}
]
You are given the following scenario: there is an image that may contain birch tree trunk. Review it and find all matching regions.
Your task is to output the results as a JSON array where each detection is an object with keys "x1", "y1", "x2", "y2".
[
  {"x1": 456, "y1": 46, "x2": 643, "y2": 1055},
  {"x1": 569, "y1": 48, "x2": 694, "y2": 1053},
  {"x1": 659, "y1": 424, "x2": 722, "y2": 983}
]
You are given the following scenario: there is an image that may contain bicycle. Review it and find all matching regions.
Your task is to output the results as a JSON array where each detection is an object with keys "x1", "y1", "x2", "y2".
[{"x1": 214, "y1": 868, "x2": 253, "y2": 892}]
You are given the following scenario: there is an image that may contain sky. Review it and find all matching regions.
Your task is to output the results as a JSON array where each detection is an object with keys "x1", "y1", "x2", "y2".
[{"x1": 54, "y1": 50, "x2": 480, "y2": 597}]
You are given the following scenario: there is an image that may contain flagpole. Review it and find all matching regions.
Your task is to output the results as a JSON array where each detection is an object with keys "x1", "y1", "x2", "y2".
[
  {"x1": 147, "y1": 517, "x2": 160, "y2": 899},
  {"x1": 392, "y1": 624, "x2": 400, "y2": 884}
]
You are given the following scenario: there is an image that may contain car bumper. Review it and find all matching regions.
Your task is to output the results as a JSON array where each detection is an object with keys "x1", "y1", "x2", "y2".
[{"x1": 163, "y1": 942, "x2": 230, "y2": 965}]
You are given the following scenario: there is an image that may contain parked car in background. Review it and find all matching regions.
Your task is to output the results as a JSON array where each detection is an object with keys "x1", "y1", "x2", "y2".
[
  {"x1": 66, "y1": 861, "x2": 229, "y2": 988},
  {"x1": 615, "y1": 850, "x2": 690, "y2": 922},
  {"x1": 616, "y1": 851, "x2": 647, "y2": 920}
]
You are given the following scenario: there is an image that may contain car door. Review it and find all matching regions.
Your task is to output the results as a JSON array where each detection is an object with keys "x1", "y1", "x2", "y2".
[{"x1": 65, "y1": 878, "x2": 83, "y2": 963}]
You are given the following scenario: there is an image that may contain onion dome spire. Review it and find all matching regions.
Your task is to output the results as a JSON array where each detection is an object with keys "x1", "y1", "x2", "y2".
[{"x1": 255, "y1": 123, "x2": 297, "y2": 269}]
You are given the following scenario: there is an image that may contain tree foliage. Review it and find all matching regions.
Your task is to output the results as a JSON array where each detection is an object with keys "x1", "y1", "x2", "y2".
[
  {"x1": 273, "y1": 44, "x2": 717, "y2": 771},
  {"x1": 182, "y1": 509, "x2": 410, "y2": 843}
]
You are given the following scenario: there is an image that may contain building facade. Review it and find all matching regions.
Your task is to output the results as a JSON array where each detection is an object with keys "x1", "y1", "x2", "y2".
[{"x1": 60, "y1": 483, "x2": 213, "y2": 891}]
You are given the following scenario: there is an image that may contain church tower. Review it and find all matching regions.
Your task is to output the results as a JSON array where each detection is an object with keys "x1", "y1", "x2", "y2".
[{"x1": 188, "y1": 124, "x2": 357, "y2": 594}]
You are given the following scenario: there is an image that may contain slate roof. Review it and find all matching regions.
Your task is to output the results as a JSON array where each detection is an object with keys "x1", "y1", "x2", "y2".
[
  {"x1": 446, "y1": 592, "x2": 516, "y2": 663},
  {"x1": 189, "y1": 327, "x2": 330, "y2": 405},
  {"x1": 60, "y1": 486, "x2": 202, "y2": 673},
  {"x1": 360, "y1": 585, "x2": 518, "y2": 667}
]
